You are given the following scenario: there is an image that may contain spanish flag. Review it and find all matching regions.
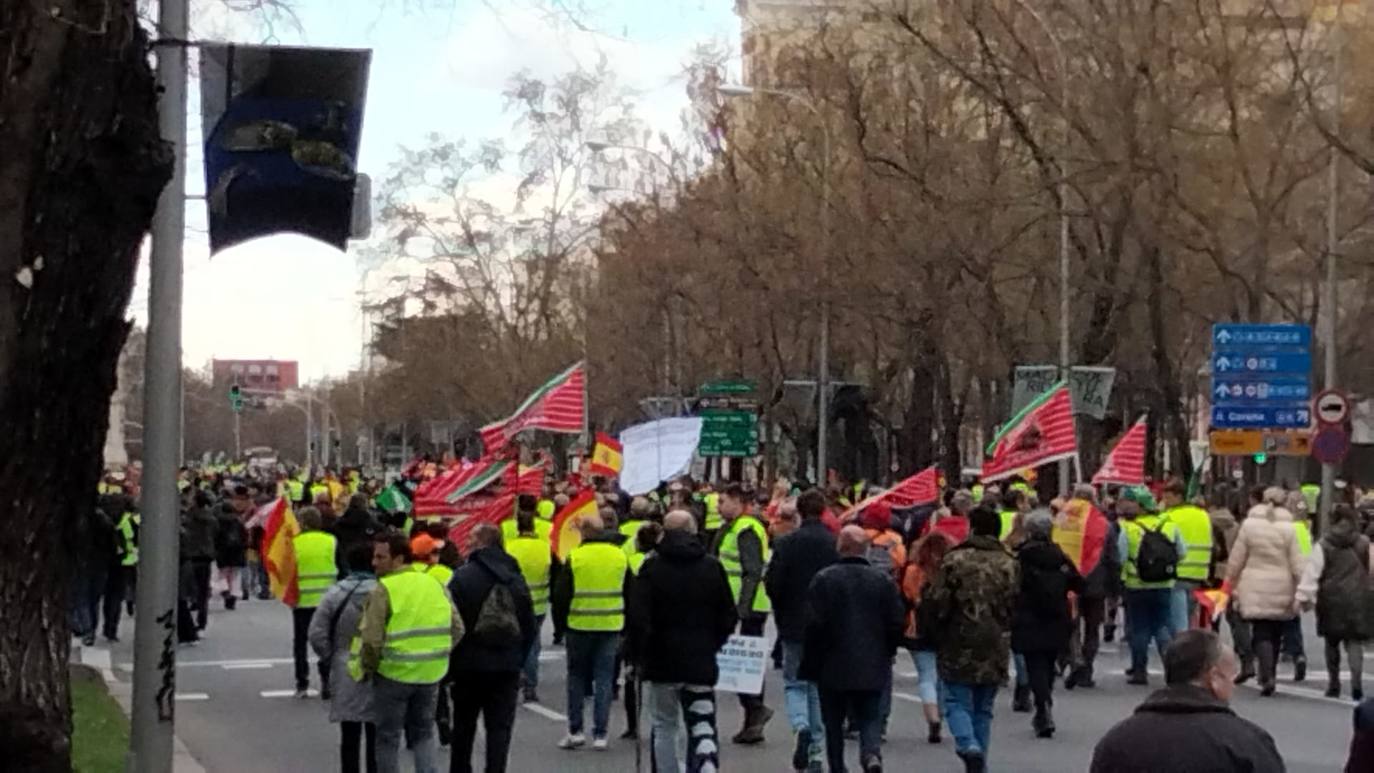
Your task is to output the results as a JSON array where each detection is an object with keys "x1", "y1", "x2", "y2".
[
  {"x1": 551, "y1": 490, "x2": 597, "y2": 560},
  {"x1": 1194, "y1": 582, "x2": 1232, "y2": 627},
  {"x1": 588, "y1": 432, "x2": 623, "y2": 478},
  {"x1": 257, "y1": 497, "x2": 300, "y2": 607}
]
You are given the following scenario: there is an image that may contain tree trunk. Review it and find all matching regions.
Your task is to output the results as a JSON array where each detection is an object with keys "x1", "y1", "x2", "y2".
[{"x1": 0, "y1": 1, "x2": 170, "y2": 768}]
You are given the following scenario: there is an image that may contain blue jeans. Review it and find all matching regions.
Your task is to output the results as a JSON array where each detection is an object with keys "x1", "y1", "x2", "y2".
[
  {"x1": 910, "y1": 649, "x2": 942, "y2": 708},
  {"x1": 943, "y1": 683, "x2": 997, "y2": 757},
  {"x1": 1013, "y1": 653, "x2": 1028, "y2": 688},
  {"x1": 372, "y1": 676, "x2": 440, "y2": 773},
  {"x1": 523, "y1": 614, "x2": 545, "y2": 689},
  {"x1": 781, "y1": 640, "x2": 824, "y2": 760},
  {"x1": 1125, "y1": 588, "x2": 1174, "y2": 674},
  {"x1": 648, "y1": 682, "x2": 718, "y2": 773},
  {"x1": 566, "y1": 631, "x2": 618, "y2": 737}
]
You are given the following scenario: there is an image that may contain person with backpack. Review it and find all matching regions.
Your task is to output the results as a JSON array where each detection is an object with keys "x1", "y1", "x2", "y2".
[
  {"x1": 1225, "y1": 487, "x2": 1304, "y2": 697},
  {"x1": 308, "y1": 541, "x2": 379, "y2": 773},
  {"x1": 1297, "y1": 504, "x2": 1372, "y2": 700},
  {"x1": 1012, "y1": 510, "x2": 1084, "y2": 739},
  {"x1": 446, "y1": 523, "x2": 537, "y2": 773},
  {"x1": 1115, "y1": 498, "x2": 1186, "y2": 686}
]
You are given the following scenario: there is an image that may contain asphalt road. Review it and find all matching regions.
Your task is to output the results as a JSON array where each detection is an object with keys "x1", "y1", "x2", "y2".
[{"x1": 100, "y1": 591, "x2": 1358, "y2": 772}]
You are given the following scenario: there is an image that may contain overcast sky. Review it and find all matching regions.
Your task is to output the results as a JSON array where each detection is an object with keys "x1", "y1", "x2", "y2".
[{"x1": 130, "y1": 0, "x2": 739, "y2": 382}]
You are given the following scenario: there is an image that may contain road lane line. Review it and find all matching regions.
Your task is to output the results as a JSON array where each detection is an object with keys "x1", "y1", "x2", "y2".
[
  {"x1": 261, "y1": 689, "x2": 320, "y2": 698},
  {"x1": 118, "y1": 657, "x2": 300, "y2": 671},
  {"x1": 222, "y1": 662, "x2": 275, "y2": 670},
  {"x1": 892, "y1": 691, "x2": 925, "y2": 704},
  {"x1": 176, "y1": 693, "x2": 210, "y2": 701},
  {"x1": 522, "y1": 702, "x2": 567, "y2": 722}
]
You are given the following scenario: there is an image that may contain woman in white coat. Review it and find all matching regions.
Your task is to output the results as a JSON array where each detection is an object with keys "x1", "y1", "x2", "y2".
[{"x1": 1226, "y1": 487, "x2": 1306, "y2": 696}]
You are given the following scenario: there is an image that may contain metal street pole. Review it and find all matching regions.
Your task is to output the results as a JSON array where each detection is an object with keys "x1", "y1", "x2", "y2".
[
  {"x1": 717, "y1": 85, "x2": 832, "y2": 483},
  {"x1": 1012, "y1": 0, "x2": 1072, "y2": 493},
  {"x1": 1320, "y1": 12, "x2": 1344, "y2": 534},
  {"x1": 233, "y1": 410, "x2": 241, "y2": 459},
  {"x1": 129, "y1": 0, "x2": 188, "y2": 767}
]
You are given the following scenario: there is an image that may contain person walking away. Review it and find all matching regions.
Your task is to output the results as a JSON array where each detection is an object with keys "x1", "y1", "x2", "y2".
[
  {"x1": 997, "y1": 488, "x2": 1027, "y2": 544},
  {"x1": 923, "y1": 491, "x2": 973, "y2": 543},
  {"x1": 1116, "y1": 499, "x2": 1185, "y2": 685},
  {"x1": 627, "y1": 510, "x2": 737, "y2": 773},
  {"x1": 618, "y1": 520, "x2": 664, "y2": 741},
  {"x1": 801, "y1": 527, "x2": 904, "y2": 773},
  {"x1": 857, "y1": 501, "x2": 905, "y2": 739},
  {"x1": 1012, "y1": 510, "x2": 1084, "y2": 739},
  {"x1": 766, "y1": 488, "x2": 840, "y2": 772},
  {"x1": 1159, "y1": 480, "x2": 1214, "y2": 641},
  {"x1": 115, "y1": 499, "x2": 140, "y2": 616},
  {"x1": 183, "y1": 490, "x2": 219, "y2": 632},
  {"x1": 552, "y1": 512, "x2": 630, "y2": 750},
  {"x1": 1225, "y1": 487, "x2": 1304, "y2": 696},
  {"x1": 923, "y1": 506, "x2": 1019, "y2": 773},
  {"x1": 714, "y1": 483, "x2": 775, "y2": 744},
  {"x1": 72, "y1": 502, "x2": 117, "y2": 647},
  {"x1": 1296, "y1": 504, "x2": 1371, "y2": 700},
  {"x1": 446, "y1": 524, "x2": 537, "y2": 773},
  {"x1": 1089, "y1": 630, "x2": 1283, "y2": 773},
  {"x1": 335, "y1": 493, "x2": 381, "y2": 573},
  {"x1": 409, "y1": 534, "x2": 453, "y2": 590},
  {"x1": 900, "y1": 530, "x2": 954, "y2": 745},
  {"x1": 100, "y1": 494, "x2": 137, "y2": 642},
  {"x1": 506, "y1": 508, "x2": 553, "y2": 704},
  {"x1": 1055, "y1": 485, "x2": 1115, "y2": 689},
  {"x1": 309, "y1": 542, "x2": 380, "y2": 773},
  {"x1": 293, "y1": 506, "x2": 339, "y2": 698},
  {"x1": 214, "y1": 500, "x2": 248, "y2": 611},
  {"x1": 355, "y1": 532, "x2": 464, "y2": 773},
  {"x1": 1282, "y1": 489, "x2": 1313, "y2": 681},
  {"x1": 1226, "y1": 487, "x2": 1263, "y2": 684}
]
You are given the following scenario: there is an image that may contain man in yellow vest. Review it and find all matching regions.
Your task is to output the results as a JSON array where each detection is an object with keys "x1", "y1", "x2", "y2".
[
  {"x1": 355, "y1": 532, "x2": 464, "y2": 773},
  {"x1": 552, "y1": 513, "x2": 629, "y2": 751},
  {"x1": 115, "y1": 503, "x2": 139, "y2": 619},
  {"x1": 291, "y1": 507, "x2": 339, "y2": 699},
  {"x1": 998, "y1": 487, "x2": 1027, "y2": 543},
  {"x1": 503, "y1": 495, "x2": 553, "y2": 544},
  {"x1": 409, "y1": 533, "x2": 453, "y2": 588},
  {"x1": 1115, "y1": 498, "x2": 1187, "y2": 685},
  {"x1": 506, "y1": 508, "x2": 553, "y2": 703},
  {"x1": 619, "y1": 496, "x2": 653, "y2": 562},
  {"x1": 1160, "y1": 479, "x2": 1215, "y2": 635},
  {"x1": 715, "y1": 483, "x2": 775, "y2": 745},
  {"x1": 703, "y1": 484, "x2": 723, "y2": 540}
]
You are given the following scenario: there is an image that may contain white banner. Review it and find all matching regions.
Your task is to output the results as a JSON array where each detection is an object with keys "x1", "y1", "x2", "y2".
[
  {"x1": 619, "y1": 417, "x2": 704, "y2": 495},
  {"x1": 715, "y1": 634, "x2": 770, "y2": 695}
]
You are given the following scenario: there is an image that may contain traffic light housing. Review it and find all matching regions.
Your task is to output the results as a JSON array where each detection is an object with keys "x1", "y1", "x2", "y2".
[{"x1": 229, "y1": 385, "x2": 243, "y2": 413}]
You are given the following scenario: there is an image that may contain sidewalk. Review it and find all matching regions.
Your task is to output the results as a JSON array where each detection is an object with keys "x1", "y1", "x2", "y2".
[{"x1": 73, "y1": 642, "x2": 206, "y2": 773}]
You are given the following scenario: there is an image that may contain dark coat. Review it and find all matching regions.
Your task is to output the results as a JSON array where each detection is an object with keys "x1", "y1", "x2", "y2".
[
  {"x1": 764, "y1": 519, "x2": 840, "y2": 642},
  {"x1": 800, "y1": 557, "x2": 904, "y2": 692},
  {"x1": 1317, "y1": 518, "x2": 1372, "y2": 641},
  {"x1": 181, "y1": 506, "x2": 218, "y2": 561},
  {"x1": 332, "y1": 505, "x2": 380, "y2": 572},
  {"x1": 213, "y1": 506, "x2": 248, "y2": 568},
  {"x1": 1090, "y1": 685, "x2": 1285, "y2": 773},
  {"x1": 924, "y1": 535, "x2": 1019, "y2": 685},
  {"x1": 1349, "y1": 698, "x2": 1374, "y2": 773},
  {"x1": 446, "y1": 547, "x2": 538, "y2": 674},
  {"x1": 626, "y1": 530, "x2": 737, "y2": 685},
  {"x1": 1011, "y1": 537, "x2": 1084, "y2": 654}
]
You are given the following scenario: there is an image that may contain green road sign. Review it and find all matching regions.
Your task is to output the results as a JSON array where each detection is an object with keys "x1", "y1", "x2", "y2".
[
  {"x1": 700, "y1": 379, "x2": 757, "y2": 396},
  {"x1": 699, "y1": 408, "x2": 759, "y2": 457}
]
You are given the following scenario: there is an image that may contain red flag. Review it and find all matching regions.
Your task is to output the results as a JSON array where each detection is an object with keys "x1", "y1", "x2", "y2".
[
  {"x1": 480, "y1": 362, "x2": 586, "y2": 454},
  {"x1": 588, "y1": 432, "x2": 623, "y2": 478},
  {"x1": 516, "y1": 462, "x2": 546, "y2": 495},
  {"x1": 1053, "y1": 497, "x2": 1109, "y2": 577},
  {"x1": 551, "y1": 490, "x2": 598, "y2": 560},
  {"x1": 843, "y1": 467, "x2": 939, "y2": 519},
  {"x1": 447, "y1": 492, "x2": 517, "y2": 554},
  {"x1": 982, "y1": 382, "x2": 1078, "y2": 483},
  {"x1": 257, "y1": 498, "x2": 300, "y2": 607},
  {"x1": 413, "y1": 455, "x2": 515, "y2": 517},
  {"x1": 1093, "y1": 417, "x2": 1147, "y2": 487}
]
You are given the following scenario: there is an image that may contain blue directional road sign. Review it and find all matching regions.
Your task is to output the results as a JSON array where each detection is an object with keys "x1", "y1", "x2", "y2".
[
  {"x1": 1211, "y1": 352, "x2": 1312, "y2": 375},
  {"x1": 1212, "y1": 324, "x2": 1311, "y2": 349},
  {"x1": 1212, "y1": 405, "x2": 1311, "y2": 430},
  {"x1": 1211, "y1": 378, "x2": 1310, "y2": 403}
]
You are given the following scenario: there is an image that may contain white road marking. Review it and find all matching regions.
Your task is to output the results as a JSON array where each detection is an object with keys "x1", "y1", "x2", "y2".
[
  {"x1": 538, "y1": 652, "x2": 565, "y2": 662},
  {"x1": 261, "y1": 689, "x2": 321, "y2": 698},
  {"x1": 117, "y1": 657, "x2": 301, "y2": 671},
  {"x1": 522, "y1": 702, "x2": 567, "y2": 722},
  {"x1": 222, "y1": 663, "x2": 275, "y2": 670},
  {"x1": 892, "y1": 691, "x2": 926, "y2": 704},
  {"x1": 176, "y1": 693, "x2": 210, "y2": 701}
]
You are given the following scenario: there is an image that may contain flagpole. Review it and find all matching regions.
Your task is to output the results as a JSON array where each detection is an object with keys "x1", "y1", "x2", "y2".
[{"x1": 1073, "y1": 454, "x2": 1082, "y2": 486}]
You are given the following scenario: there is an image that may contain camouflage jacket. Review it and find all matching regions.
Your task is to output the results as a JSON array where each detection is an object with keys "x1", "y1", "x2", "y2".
[{"x1": 924, "y1": 534, "x2": 1020, "y2": 685}]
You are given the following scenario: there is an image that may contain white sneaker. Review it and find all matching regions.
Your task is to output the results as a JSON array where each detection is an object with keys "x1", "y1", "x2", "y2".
[
  {"x1": 558, "y1": 733, "x2": 586, "y2": 750},
  {"x1": 592, "y1": 737, "x2": 609, "y2": 751}
]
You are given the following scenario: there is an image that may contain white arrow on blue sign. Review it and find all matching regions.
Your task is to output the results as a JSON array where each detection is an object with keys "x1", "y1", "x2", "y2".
[
  {"x1": 1212, "y1": 324, "x2": 1311, "y2": 349},
  {"x1": 1211, "y1": 378, "x2": 1310, "y2": 403},
  {"x1": 1211, "y1": 352, "x2": 1311, "y2": 374}
]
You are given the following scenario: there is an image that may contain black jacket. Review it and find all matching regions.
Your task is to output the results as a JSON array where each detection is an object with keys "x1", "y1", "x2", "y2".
[
  {"x1": 447, "y1": 547, "x2": 537, "y2": 674},
  {"x1": 1090, "y1": 685, "x2": 1285, "y2": 773},
  {"x1": 551, "y1": 532, "x2": 630, "y2": 634},
  {"x1": 765, "y1": 519, "x2": 840, "y2": 642},
  {"x1": 332, "y1": 505, "x2": 380, "y2": 571},
  {"x1": 626, "y1": 530, "x2": 737, "y2": 685},
  {"x1": 800, "y1": 557, "x2": 904, "y2": 692},
  {"x1": 1011, "y1": 537, "x2": 1084, "y2": 653}
]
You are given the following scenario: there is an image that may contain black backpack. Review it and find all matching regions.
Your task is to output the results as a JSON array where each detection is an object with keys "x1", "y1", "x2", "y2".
[
  {"x1": 1134, "y1": 522, "x2": 1178, "y2": 583},
  {"x1": 471, "y1": 581, "x2": 523, "y2": 647}
]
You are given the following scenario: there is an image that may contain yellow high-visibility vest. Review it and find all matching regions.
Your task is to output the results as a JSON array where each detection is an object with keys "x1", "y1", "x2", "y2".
[
  {"x1": 117, "y1": 512, "x2": 139, "y2": 567},
  {"x1": 1163, "y1": 505, "x2": 1213, "y2": 582},
  {"x1": 502, "y1": 517, "x2": 552, "y2": 544},
  {"x1": 719, "y1": 515, "x2": 771, "y2": 613},
  {"x1": 704, "y1": 493, "x2": 722, "y2": 532},
  {"x1": 537, "y1": 499, "x2": 556, "y2": 521},
  {"x1": 415, "y1": 562, "x2": 453, "y2": 589},
  {"x1": 293, "y1": 531, "x2": 338, "y2": 608},
  {"x1": 373, "y1": 567, "x2": 454, "y2": 685},
  {"x1": 1295, "y1": 521, "x2": 1313, "y2": 556},
  {"x1": 999, "y1": 511, "x2": 1017, "y2": 542},
  {"x1": 567, "y1": 542, "x2": 628, "y2": 632},
  {"x1": 1121, "y1": 516, "x2": 1179, "y2": 591},
  {"x1": 507, "y1": 535, "x2": 552, "y2": 616}
]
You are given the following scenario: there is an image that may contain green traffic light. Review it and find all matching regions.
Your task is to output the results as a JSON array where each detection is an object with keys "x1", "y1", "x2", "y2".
[{"x1": 1253, "y1": 453, "x2": 1267, "y2": 465}]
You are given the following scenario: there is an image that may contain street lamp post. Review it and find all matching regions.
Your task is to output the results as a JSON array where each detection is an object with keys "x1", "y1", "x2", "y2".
[
  {"x1": 717, "y1": 84, "x2": 833, "y2": 483},
  {"x1": 1010, "y1": 1, "x2": 1072, "y2": 492},
  {"x1": 1320, "y1": 10, "x2": 1345, "y2": 533}
]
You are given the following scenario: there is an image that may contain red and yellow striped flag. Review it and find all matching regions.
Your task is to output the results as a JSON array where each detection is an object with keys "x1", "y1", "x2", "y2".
[
  {"x1": 551, "y1": 490, "x2": 598, "y2": 560},
  {"x1": 256, "y1": 497, "x2": 300, "y2": 607},
  {"x1": 589, "y1": 432, "x2": 623, "y2": 478}
]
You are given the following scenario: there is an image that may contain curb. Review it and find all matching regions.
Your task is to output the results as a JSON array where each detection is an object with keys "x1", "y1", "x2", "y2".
[{"x1": 74, "y1": 643, "x2": 208, "y2": 773}]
